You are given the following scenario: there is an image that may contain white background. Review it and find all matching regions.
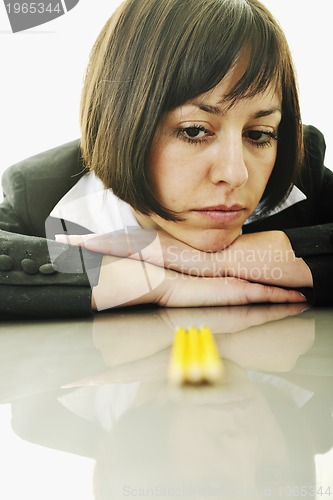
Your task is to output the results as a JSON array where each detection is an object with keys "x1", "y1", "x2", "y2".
[
  {"x1": 0, "y1": 0, "x2": 332, "y2": 180},
  {"x1": 0, "y1": 0, "x2": 123, "y2": 181},
  {"x1": 0, "y1": 2, "x2": 332, "y2": 495}
]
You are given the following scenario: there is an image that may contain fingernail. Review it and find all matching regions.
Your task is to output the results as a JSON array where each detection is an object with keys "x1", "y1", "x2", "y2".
[{"x1": 299, "y1": 292, "x2": 308, "y2": 301}]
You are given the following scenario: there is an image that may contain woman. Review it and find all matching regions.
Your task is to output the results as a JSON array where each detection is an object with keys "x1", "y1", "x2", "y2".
[{"x1": 1, "y1": 0, "x2": 332, "y2": 317}]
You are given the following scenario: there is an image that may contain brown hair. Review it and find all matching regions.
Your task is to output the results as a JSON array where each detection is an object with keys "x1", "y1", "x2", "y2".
[{"x1": 80, "y1": 0, "x2": 303, "y2": 220}]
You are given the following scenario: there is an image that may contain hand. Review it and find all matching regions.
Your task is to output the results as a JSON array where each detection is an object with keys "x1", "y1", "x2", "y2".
[{"x1": 91, "y1": 255, "x2": 306, "y2": 311}]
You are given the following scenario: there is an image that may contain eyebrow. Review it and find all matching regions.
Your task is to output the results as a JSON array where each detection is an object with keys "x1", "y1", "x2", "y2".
[
  {"x1": 193, "y1": 102, "x2": 282, "y2": 118},
  {"x1": 250, "y1": 107, "x2": 282, "y2": 119}
]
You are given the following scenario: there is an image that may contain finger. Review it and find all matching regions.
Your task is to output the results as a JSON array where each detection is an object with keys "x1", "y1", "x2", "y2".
[{"x1": 245, "y1": 283, "x2": 307, "y2": 304}]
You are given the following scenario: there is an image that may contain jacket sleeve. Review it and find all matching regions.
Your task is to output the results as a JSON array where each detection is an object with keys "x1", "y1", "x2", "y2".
[
  {"x1": 0, "y1": 168, "x2": 30, "y2": 235},
  {"x1": 284, "y1": 223, "x2": 333, "y2": 306},
  {"x1": 283, "y1": 126, "x2": 333, "y2": 306},
  {"x1": 0, "y1": 230, "x2": 103, "y2": 318}
]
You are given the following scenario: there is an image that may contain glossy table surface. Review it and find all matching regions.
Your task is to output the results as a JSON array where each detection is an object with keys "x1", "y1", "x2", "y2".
[{"x1": 1, "y1": 304, "x2": 332, "y2": 500}]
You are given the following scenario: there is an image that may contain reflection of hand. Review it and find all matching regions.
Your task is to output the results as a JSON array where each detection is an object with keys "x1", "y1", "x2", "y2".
[
  {"x1": 160, "y1": 303, "x2": 306, "y2": 333},
  {"x1": 216, "y1": 315, "x2": 315, "y2": 372},
  {"x1": 92, "y1": 304, "x2": 308, "y2": 367},
  {"x1": 67, "y1": 304, "x2": 313, "y2": 387},
  {"x1": 165, "y1": 305, "x2": 314, "y2": 372},
  {"x1": 91, "y1": 309, "x2": 173, "y2": 367}
]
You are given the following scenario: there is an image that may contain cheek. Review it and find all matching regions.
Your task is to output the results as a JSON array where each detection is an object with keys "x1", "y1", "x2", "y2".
[
  {"x1": 264, "y1": 156, "x2": 278, "y2": 191},
  {"x1": 260, "y1": 163, "x2": 275, "y2": 190},
  {"x1": 149, "y1": 144, "x2": 193, "y2": 204},
  {"x1": 249, "y1": 150, "x2": 277, "y2": 193},
  {"x1": 149, "y1": 143, "x2": 171, "y2": 190}
]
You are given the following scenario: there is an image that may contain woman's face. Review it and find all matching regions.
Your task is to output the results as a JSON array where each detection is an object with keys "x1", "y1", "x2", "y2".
[{"x1": 138, "y1": 64, "x2": 282, "y2": 251}]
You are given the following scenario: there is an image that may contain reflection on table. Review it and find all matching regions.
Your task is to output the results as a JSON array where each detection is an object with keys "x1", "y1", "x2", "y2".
[{"x1": 1, "y1": 304, "x2": 332, "y2": 499}]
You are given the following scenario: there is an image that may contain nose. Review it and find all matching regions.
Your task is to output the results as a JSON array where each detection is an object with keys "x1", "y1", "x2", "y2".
[{"x1": 209, "y1": 134, "x2": 248, "y2": 188}]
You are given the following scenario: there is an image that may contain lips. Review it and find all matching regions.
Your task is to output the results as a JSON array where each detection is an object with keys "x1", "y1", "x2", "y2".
[
  {"x1": 192, "y1": 204, "x2": 245, "y2": 223},
  {"x1": 196, "y1": 204, "x2": 245, "y2": 212}
]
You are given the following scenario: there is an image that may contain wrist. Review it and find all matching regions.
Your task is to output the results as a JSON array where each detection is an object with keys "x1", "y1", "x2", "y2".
[{"x1": 92, "y1": 255, "x2": 165, "y2": 311}]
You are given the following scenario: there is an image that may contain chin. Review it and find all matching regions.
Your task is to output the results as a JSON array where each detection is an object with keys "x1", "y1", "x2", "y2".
[{"x1": 184, "y1": 230, "x2": 240, "y2": 252}]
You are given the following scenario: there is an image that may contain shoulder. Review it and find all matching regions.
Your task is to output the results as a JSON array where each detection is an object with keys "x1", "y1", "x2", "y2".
[
  {"x1": 296, "y1": 125, "x2": 333, "y2": 223},
  {"x1": 3, "y1": 140, "x2": 84, "y2": 184},
  {"x1": 1, "y1": 140, "x2": 87, "y2": 236},
  {"x1": 303, "y1": 124, "x2": 326, "y2": 164},
  {"x1": 299, "y1": 125, "x2": 330, "y2": 192}
]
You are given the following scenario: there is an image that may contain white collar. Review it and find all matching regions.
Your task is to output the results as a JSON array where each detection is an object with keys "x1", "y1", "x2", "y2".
[
  {"x1": 244, "y1": 185, "x2": 307, "y2": 225},
  {"x1": 50, "y1": 172, "x2": 140, "y2": 233}
]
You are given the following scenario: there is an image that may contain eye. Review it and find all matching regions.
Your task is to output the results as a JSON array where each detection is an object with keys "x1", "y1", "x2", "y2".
[
  {"x1": 244, "y1": 129, "x2": 278, "y2": 148},
  {"x1": 176, "y1": 125, "x2": 212, "y2": 144}
]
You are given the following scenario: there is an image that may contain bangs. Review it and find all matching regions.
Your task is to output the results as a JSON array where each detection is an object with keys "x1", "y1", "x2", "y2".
[{"x1": 162, "y1": 0, "x2": 285, "y2": 111}]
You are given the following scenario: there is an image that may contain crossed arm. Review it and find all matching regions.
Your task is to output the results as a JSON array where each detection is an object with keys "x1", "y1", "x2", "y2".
[{"x1": 57, "y1": 229, "x2": 311, "y2": 310}]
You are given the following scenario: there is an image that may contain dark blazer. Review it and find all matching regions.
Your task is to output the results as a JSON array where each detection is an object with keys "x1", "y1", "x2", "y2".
[
  {"x1": 1, "y1": 126, "x2": 333, "y2": 318},
  {"x1": 0, "y1": 141, "x2": 101, "y2": 318}
]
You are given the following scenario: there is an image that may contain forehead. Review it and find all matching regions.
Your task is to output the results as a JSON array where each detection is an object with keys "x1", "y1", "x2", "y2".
[
  {"x1": 198, "y1": 78, "x2": 281, "y2": 107},
  {"x1": 174, "y1": 83, "x2": 282, "y2": 121}
]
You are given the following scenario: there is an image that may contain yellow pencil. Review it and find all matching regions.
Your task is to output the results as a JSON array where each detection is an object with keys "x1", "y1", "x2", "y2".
[
  {"x1": 168, "y1": 326, "x2": 225, "y2": 385},
  {"x1": 168, "y1": 327, "x2": 187, "y2": 384},
  {"x1": 185, "y1": 327, "x2": 203, "y2": 383},
  {"x1": 200, "y1": 326, "x2": 225, "y2": 383}
]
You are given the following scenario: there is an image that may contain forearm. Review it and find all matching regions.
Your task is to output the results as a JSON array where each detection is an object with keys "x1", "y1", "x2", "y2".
[
  {"x1": 91, "y1": 255, "x2": 165, "y2": 310},
  {"x1": 223, "y1": 231, "x2": 313, "y2": 287},
  {"x1": 67, "y1": 229, "x2": 313, "y2": 289},
  {"x1": 55, "y1": 231, "x2": 307, "y2": 307},
  {"x1": 91, "y1": 254, "x2": 306, "y2": 311}
]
